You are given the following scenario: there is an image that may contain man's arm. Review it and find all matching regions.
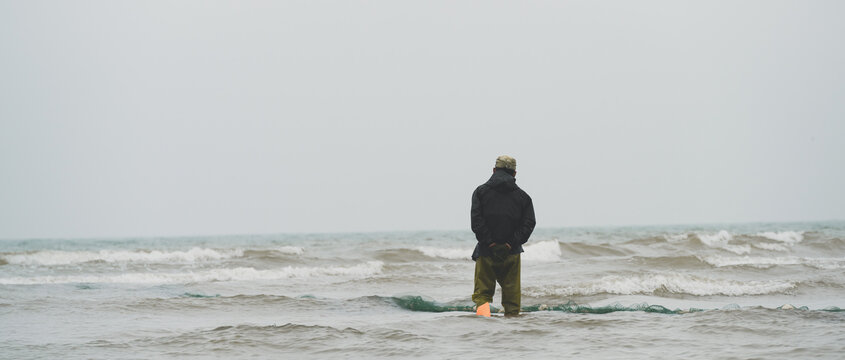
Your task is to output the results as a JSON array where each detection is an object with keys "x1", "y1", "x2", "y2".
[
  {"x1": 513, "y1": 194, "x2": 536, "y2": 245},
  {"x1": 471, "y1": 187, "x2": 493, "y2": 245}
]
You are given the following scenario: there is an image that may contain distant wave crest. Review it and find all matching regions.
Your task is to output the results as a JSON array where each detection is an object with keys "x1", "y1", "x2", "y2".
[
  {"x1": 1, "y1": 247, "x2": 243, "y2": 266},
  {"x1": 0, "y1": 261, "x2": 383, "y2": 285},
  {"x1": 415, "y1": 247, "x2": 469, "y2": 260},
  {"x1": 522, "y1": 241, "x2": 562, "y2": 262},
  {"x1": 695, "y1": 231, "x2": 751, "y2": 255},
  {"x1": 756, "y1": 231, "x2": 804, "y2": 244},
  {"x1": 700, "y1": 255, "x2": 845, "y2": 270},
  {"x1": 415, "y1": 240, "x2": 562, "y2": 262},
  {"x1": 0, "y1": 246, "x2": 305, "y2": 266},
  {"x1": 524, "y1": 273, "x2": 796, "y2": 297}
]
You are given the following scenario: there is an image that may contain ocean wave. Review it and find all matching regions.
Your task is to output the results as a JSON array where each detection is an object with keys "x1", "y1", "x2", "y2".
[
  {"x1": 118, "y1": 293, "x2": 845, "y2": 316},
  {"x1": 751, "y1": 242, "x2": 790, "y2": 251},
  {"x1": 389, "y1": 296, "x2": 839, "y2": 314},
  {"x1": 270, "y1": 246, "x2": 305, "y2": 255},
  {"x1": 0, "y1": 261, "x2": 383, "y2": 285},
  {"x1": 415, "y1": 247, "x2": 470, "y2": 260},
  {"x1": 524, "y1": 273, "x2": 795, "y2": 297},
  {"x1": 209, "y1": 323, "x2": 363, "y2": 335},
  {"x1": 392, "y1": 296, "x2": 692, "y2": 314},
  {"x1": 695, "y1": 231, "x2": 751, "y2": 255},
  {"x1": 0, "y1": 247, "x2": 246, "y2": 266},
  {"x1": 115, "y1": 323, "x2": 365, "y2": 352},
  {"x1": 700, "y1": 255, "x2": 802, "y2": 268},
  {"x1": 700, "y1": 255, "x2": 845, "y2": 269},
  {"x1": 0, "y1": 246, "x2": 306, "y2": 266},
  {"x1": 756, "y1": 231, "x2": 804, "y2": 244},
  {"x1": 628, "y1": 255, "x2": 710, "y2": 269},
  {"x1": 522, "y1": 240, "x2": 562, "y2": 262},
  {"x1": 559, "y1": 241, "x2": 629, "y2": 257},
  {"x1": 663, "y1": 233, "x2": 689, "y2": 243},
  {"x1": 414, "y1": 240, "x2": 562, "y2": 262},
  {"x1": 122, "y1": 294, "x2": 316, "y2": 311}
]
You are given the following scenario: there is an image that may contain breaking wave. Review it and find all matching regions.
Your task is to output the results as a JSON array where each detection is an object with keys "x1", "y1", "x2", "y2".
[
  {"x1": 752, "y1": 242, "x2": 790, "y2": 251},
  {"x1": 662, "y1": 233, "x2": 689, "y2": 242},
  {"x1": 756, "y1": 231, "x2": 804, "y2": 244},
  {"x1": 695, "y1": 231, "x2": 751, "y2": 255},
  {"x1": 522, "y1": 241, "x2": 562, "y2": 262},
  {"x1": 268, "y1": 246, "x2": 306, "y2": 255},
  {"x1": 0, "y1": 261, "x2": 383, "y2": 285},
  {"x1": 414, "y1": 240, "x2": 562, "y2": 262},
  {"x1": 524, "y1": 273, "x2": 796, "y2": 297},
  {"x1": 415, "y1": 247, "x2": 469, "y2": 260},
  {"x1": 700, "y1": 255, "x2": 845, "y2": 269},
  {"x1": 0, "y1": 246, "x2": 304, "y2": 266},
  {"x1": 1, "y1": 247, "x2": 244, "y2": 266}
]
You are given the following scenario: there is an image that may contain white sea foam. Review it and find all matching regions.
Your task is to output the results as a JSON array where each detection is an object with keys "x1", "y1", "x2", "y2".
[
  {"x1": 272, "y1": 246, "x2": 305, "y2": 255},
  {"x1": 663, "y1": 233, "x2": 689, "y2": 243},
  {"x1": 701, "y1": 255, "x2": 802, "y2": 268},
  {"x1": 1, "y1": 247, "x2": 245, "y2": 266},
  {"x1": 525, "y1": 273, "x2": 795, "y2": 297},
  {"x1": 0, "y1": 261, "x2": 384, "y2": 285},
  {"x1": 523, "y1": 240, "x2": 562, "y2": 262},
  {"x1": 701, "y1": 255, "x2": 845, "y2": 270},
  {"x1": 416, "y1": 240, "x2": 561, "y2": 262},
  {"x1": 752, "y1": 242, "x2": 789, "y2": 252},
  {"x1": 756, "y1": 231, "x2": 804, "y2": 245},
  {"x1": 696, "y1": 231, "x2": 751, "y2": 255},
  {"x1": 804, "y1": 258, "x2": 845, "y2": 270},
  {"x1": 416, "y1": 247, "x2": 471, "y2": 260}
]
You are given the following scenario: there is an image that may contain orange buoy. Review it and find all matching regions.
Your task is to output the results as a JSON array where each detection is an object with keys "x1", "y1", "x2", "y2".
[{"x1": 476, "y1": 302, "x2": 491, "y2": 317}]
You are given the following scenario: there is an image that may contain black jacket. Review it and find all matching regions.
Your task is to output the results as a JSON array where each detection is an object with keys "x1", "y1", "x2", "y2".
[{"x1": 471, "y1": 170, "x2": 536, "y2": 260}]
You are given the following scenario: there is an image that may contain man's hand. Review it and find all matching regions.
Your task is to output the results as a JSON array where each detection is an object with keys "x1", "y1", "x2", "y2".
[{"x1": 488, "y1": 243, "x2": 512, "y2": 250}]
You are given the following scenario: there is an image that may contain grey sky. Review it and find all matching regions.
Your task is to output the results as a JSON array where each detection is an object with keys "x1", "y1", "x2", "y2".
[{"x1": 1, "y1": 1, "x2": 843, "y2": 239}]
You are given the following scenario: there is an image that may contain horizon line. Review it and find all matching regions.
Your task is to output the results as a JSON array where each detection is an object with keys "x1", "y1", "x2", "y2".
[{"x1": 1, "y1": 218, "x2": 842, "y2": 242}]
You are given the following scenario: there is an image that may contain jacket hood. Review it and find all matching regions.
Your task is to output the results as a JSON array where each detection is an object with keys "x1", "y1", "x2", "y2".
[{"x1": 485, "y1": 170, "x2": 518, "y2": 192}]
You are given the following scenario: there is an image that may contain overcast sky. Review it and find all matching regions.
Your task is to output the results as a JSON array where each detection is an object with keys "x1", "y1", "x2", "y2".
[{"x1": 1, "y1": 1, "x2": 843, "y2": 239}]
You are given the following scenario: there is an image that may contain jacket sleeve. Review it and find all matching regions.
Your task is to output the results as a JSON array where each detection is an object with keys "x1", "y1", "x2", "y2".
[
  {"x1": 471, "y1": 187, "x2": 493, "y2": 245},
  {"x1": 513, "y1": 193, "x2": 536, "y2": 245}
]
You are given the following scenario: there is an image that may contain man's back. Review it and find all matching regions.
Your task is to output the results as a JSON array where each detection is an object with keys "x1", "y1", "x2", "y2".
[{"x1": 471, "y1": 169, "x2": 536, "y2": 260}]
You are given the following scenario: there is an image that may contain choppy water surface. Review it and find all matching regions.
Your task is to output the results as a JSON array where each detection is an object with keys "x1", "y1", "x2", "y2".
[{"x1": 2, "y1": 222, "x2": 844, "y2": 359}]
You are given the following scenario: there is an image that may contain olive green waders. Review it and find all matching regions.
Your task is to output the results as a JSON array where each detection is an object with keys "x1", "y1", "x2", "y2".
[{"x1": 472, "y1": 244, "x2": 521, "y2": 315}]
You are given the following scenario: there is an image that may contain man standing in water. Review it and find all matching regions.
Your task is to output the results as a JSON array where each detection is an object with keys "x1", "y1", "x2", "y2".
[{"x1": 471, "y1": 155, "x2": 536, "y2": 316}]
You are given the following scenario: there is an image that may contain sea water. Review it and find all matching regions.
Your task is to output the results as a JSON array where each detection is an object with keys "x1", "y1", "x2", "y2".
[{"x1": 2, "y1": 222, "x2": 844, "y2": 359}]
